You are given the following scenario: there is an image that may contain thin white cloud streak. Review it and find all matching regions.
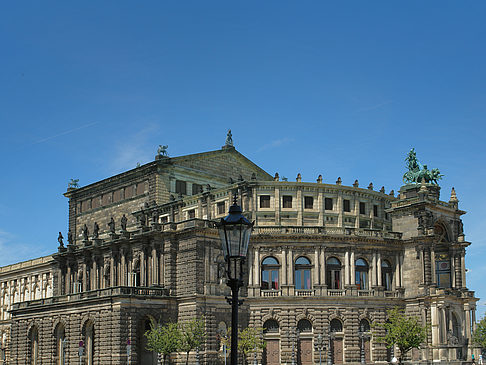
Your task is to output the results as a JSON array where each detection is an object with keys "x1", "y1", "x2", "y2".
[
  {"x1": 257, "y1": 138, "x2": 293, "y2": 153},
  {"x1": 356, "y1": 100, "x2": 393, "y2": 112},
  {"x1": 109, "y1": 123, "x2": 159, "y2": 173},
  {"x1": 33, "y1": 122, "x2": 99, "y2": 144}
]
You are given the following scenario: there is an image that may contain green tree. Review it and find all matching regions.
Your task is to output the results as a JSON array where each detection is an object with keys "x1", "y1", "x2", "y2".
[
  {"x1": 374, "y1": 307, "x2": 428, "y2": 365},
  {"x1": 180, "y1": 317, "x2": 207, "y2": 365},
  {"x1": 144, "y1": 320, "x2": 181, "y2": 365},
  {"x1": 238, "y1": 327, "x2": 266, "y2": 356},
  {"x1": 473, "y1": 317, "x2": 486, "y2": 350}
]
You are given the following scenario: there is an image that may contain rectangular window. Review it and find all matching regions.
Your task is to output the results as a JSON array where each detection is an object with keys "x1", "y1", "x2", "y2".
[
  {"x1": 343, "y1": 199, "x2": 350, "y2": 212},
  {"x1": 217, "y1": 202, "x2": 226, "y2": 215},
  {"x1": 282, "y1": 195, "x2": 293, "y2": 209},
  {"x1": 175, "y1": 180, "x2": 186, "y2": 195},
  {"x1": 136, "y1": 181, "x2": 146, "y2": 195},
  {"x1": 373, "y1": 205, "x2": 378, "y2": 217},
  {"x1": 187, "y1": 209, "x2": 195, "y2": 219},
  {"x1": 260, "y1": 195, "x2": 270, "y2": 208},
  {"x1": 160, "y1": 216, "x2": 168, "y2": 223},
  {"x1": 359, "y1": 202, "x2": 366, "y2": 215},
  {"x1": 325, "y1": 198, "x2": 333, "y2": 210},
  {"x1": 304, "y1": 196, "x2": 313, "y2": 209},
  {"x1": 192, "y1": 183, "x2": 202, "y2": 195}
]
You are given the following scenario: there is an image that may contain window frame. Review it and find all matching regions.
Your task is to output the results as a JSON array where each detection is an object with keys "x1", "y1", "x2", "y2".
[{"x1": 261, "y1": 257, "x2": 280, "y2": 290}]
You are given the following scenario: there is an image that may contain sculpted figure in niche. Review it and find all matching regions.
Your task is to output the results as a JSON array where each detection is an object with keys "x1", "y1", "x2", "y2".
[
  {"x1": 121, "y1": 214, "x2": 128, "y2": 231},
  {"x1": 67, "y1": 230, "x2": 73, "y2": 245}
]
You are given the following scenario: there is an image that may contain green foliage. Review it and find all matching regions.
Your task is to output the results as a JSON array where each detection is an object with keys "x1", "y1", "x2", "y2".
[
  {"x1": 473, "y1": 317, "x2": 486, "y2": 349},
  {"x1": 374, "y1": 307, "x2": 428, "y2": 364},
  {"x1": 238, "y1": 327, "x2": 266, "y2": 355},
  {"x1": 180, "y1": 317, "x2": 207, "y2": 365},
  {"x1": 144, "y1": 320, "x2": 181, "y2": 364},
  {"x1": 219, "y1": 326, "x2": 266, "y2": 355}
]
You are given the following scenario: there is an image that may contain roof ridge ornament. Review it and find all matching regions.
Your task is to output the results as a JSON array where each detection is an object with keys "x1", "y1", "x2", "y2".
[{"x1": 403, "y1": 148, "x2": 443, "y2": 185}]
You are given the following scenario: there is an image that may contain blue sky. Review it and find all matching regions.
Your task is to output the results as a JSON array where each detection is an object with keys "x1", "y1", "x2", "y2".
[{"x1": 1, "y1": 2, "x2": 485, "y2": 316}]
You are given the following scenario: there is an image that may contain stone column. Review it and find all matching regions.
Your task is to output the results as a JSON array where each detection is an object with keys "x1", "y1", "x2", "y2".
[
  {"x1": 121, "y1": 254, "x2": 126, "y2": 286},
  {"x1": 160, "y1": 251, "x2": 165, "y2": 286},
  {"x1": 274, "y1": 186, "x2": 280, "y2": 225},
  {"x1": 82, "y1": 262, "x2": 87, "y2": 291},
  {"x1": 337, "y1": 191, "x2": 343, "y2": 227},
  {"x1": 297, "y1": 187, "x2": 303, "y2": 225},
  {"x1": 441, "y1": 307, "x2": 447, "y2": 344},
  {"x1": 350, "y1": 251, "x2": 355, "y2": 285},
  {"x1": 66, "y1": 265, "x2": 71, "y2": 294},
  {"x1": 152, "y1": 247, "x2": 158, "y2": 285},
  {"x1": 430, "y1": 248, "x2": 436, "y2": 285},
  {"x1": 454, "y1": 253, "x2": 462, "y2": 288},
  {"x1": 110, "y1": 256, "x2": 115, "y2": 287},
  {"x1": 288, "y1": 248, "x2": 294, "y2": 286},
  {"x1": 461, "y1": 252, "x2": 466, "y2": 288},
  {"x1": 254, "y1": 248, "x2": 260, "y2": 288},
  {"x1": 377, "y1": 253, "x2": 382, "y2": 286},
  {"x1": 424, "y1": 248, "x2": 431, "y2": 285},
  {"x1": 320, "y1": 247, "x2": 326, "y2": 285},
  {"x1": 344, "y1": 251, "x2": 349, "y2": 286},
  {"x1": 371, "y1": 253, "x2": 377, "y2": 287},
  {"x1": 395, "y1": 253, "x2": 401, "y2": 288},
  {"x1": 431, "y1": 304, "x2": 439, "y2": 346},
  {"x1": 92, "y1": 260, "x2": 97, "y2": 290},
  {"x1": 140, "y1": 250, "x2": 146, "y2": 286},
  {"x1": 318, "y1": 190, "x2": 324, "y2": 226},
  {"x1": 248, "y1": 248, "x2": 253, "y2": 286},
  {"x1": 314, "y1": 248, "x2": 320, "y2": 286},
  {"x1": 465, "y1": 304, "x2": 471, "y2": 341},
  {"x1": 281, "y1": 248, "x2": 287, "y2": 286},
  {"x1": 354, "y1": 197, "x2": 360, "y2": 229}
]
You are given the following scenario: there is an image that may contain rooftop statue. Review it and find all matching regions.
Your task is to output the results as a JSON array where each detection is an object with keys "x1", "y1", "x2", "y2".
[
  {"x1": 68, "y1": 179, "x2": 79, "y2": 189},
  {"x1": 403, "y1": 148, "x2": 443, "y2": 185},
  {"x1": 157, "y1": 145, "x2": 168, "y2": 157},
  {"x1": 225, "y1": 129, "x2": 233, "y2": 147}
]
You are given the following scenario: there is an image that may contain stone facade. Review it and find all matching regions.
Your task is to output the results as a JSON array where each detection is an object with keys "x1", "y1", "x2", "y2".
[{"x1": 0, "y1": 144, "x2": 478, "y2": 364}]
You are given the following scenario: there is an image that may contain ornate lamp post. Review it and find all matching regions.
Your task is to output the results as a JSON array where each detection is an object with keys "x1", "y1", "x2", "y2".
[
  {"x1": 314, "y1": 334, "x2": 325, "y2": 365},
  {"x1": 327, "y1": 326, "x2": 335, "y2": 365},
  {"x1": 358, "y1": 324, "x2": 370, "y2": 365},
  {"x1": 216, "y1": 195, "x2": 253, "y2": 365}
]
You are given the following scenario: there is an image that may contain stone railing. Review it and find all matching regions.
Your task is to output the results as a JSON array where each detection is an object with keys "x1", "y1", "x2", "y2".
[
  {"x1": 357, "y1": 290, "x2": 373, "y2": 297},
  {"x1": 253, "y1": 226, "x2": 402, "y2": 239},
  {"x1": 327, "y1": 289, "x2": 345, "y2": 296},
  {"x1": 261, "y1": 289, "x2": 281, "y2": 297},
  {"x1": 295, "y1": 289, "x2": 315, "y2": 296},
  {"x1": 11, "y1": 285, "x2": 170, "y2": 310}
]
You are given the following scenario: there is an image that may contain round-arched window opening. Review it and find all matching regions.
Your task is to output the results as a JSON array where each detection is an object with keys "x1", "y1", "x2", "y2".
[
  {"x1": 355, "y1": 258, "x2": 369, "y2": 290},
  {"x1": 263, "y1": 319, "x2": 280, "y2": 333},
  {"x1": 326, "y1": 257, "x2": 342, "y2": 289},
  {"x1": 330, "y1": 319, "x2": 343, "y2": 333},
  {"x1": 295, "y1": 257, "x2": 312, "y2": 290},
  {"x1": 261, "y1": 257, "x2": 280, "y2": 290},
  {"x1": 381, "y1": 260, "x2": 393, "y2": 291},
  {"x1": 359, "y1": 319, "x2": 370, "y2": 332},
  {"x1": 297, "y1": 319, "x2": 312, "y2": 333}
]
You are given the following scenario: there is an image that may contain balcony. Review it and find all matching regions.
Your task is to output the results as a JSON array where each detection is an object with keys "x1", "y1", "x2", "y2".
[
  {"x1": 11, "y1": 286, "x2": 170, "y2": 310},
  {"x1": 261, "y1": 289, "x2": 281, "y2": 297}
]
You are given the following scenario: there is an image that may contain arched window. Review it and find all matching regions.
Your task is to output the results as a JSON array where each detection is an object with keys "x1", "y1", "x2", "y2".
[
  {"x1": 28, "y1": 326, "x2": 39, "y2": 365},
  {"x1": 132, "y1": 261, "x2": 141, "y2": 287},
  {"x1": 381, "y1": 260, "x2": 393, "y2": 291},
  {"x1": 326, "y1": 257, "x2": 342, "y2": 289},
  {"x1": 55, "y1": 323, "x2": 66, "y2": 365},
  {"x1": 295, "y1": 257, "x2": 312, "y2": 290},
  {"x1": 263, "y1": 319, "x2": 280, "y2": 333},
  {"x1": 83, "y1": 321, "x2": 94, "y2": 365},
  {"x1": 297, "y1": 319, "x2": 312, "y2": 333},
  {"x1": 261, "y1": 257, "x2": 279, "y2": 290},
  {"x1": 359, "y1": 319, "x2": 370, "y2": 332},
  {"x1": 355, "y1": 259, "x2": 369, "y2": 290},
  {"x1": 104, "y1": 265, "x2": 110, "y2": 288},
  {"x1": 330, "y1": 319, "x2": 343, "y2": 333}
]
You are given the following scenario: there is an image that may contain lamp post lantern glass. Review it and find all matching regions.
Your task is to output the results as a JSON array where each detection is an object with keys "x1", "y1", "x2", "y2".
[{"x1": 217, "y1": 195, "x2": 253, "y2": 365}]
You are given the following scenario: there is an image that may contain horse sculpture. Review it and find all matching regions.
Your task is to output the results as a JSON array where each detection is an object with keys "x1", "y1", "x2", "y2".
[{"x1": 402, "y1": 149, "x2": 443, "y2": 185}]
